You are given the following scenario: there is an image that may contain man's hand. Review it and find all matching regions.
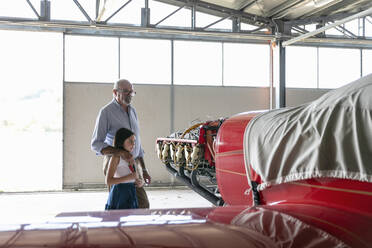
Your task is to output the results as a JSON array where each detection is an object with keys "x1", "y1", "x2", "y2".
[
  {"x1": 129, "y1": 172, "x2": 137, "y2": 181},
  {"x1": 118, "y1": 149, "x2": 133, "y2": 163},
  {"x1": 143, "y1": 170, "x2": 151, "y2": 184},
  {"x1": 135, "y1": 178, "x2": 145, "y2": 188}
]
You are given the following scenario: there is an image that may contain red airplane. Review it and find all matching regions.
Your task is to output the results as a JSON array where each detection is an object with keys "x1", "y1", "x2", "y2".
[{"x1": 1, "y1": 75, "x2": 371, "y2": 247}]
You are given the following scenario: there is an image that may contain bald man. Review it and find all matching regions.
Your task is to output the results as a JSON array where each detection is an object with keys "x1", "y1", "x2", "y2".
[{"x1": 91, "y1": 79, "x2": 151, "y2": 208}]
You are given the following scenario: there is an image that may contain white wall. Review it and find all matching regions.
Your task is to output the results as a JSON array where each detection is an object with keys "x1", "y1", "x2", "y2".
[{"x1": 64, "y1": 83, "x2": 329, "y2": 189}]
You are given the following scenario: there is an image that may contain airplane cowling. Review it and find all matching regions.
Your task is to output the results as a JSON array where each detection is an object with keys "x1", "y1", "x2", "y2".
[{"x1": 214, "y1": 111, "x2": 263, "y2": 206}]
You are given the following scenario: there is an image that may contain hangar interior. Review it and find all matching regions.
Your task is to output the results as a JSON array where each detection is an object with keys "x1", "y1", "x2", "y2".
[{"x1": 0, "y1": 0, "x2": 372, "y2": 192}]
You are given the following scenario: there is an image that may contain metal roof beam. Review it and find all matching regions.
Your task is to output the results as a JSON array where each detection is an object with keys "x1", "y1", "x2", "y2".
[
  {"x1": 286, "y1": 12, "x2": 351, "y2": 26},
  {"x1": 283, "y1": 6, "x2": 372, "y2": 46},
  {"x1": 0, "y1": 18, "x2": 274, "y2": 43},
  {"x1": 329, "y1": 22, "x2": 358, "y2": 37},
  {"x1": 154, "y1": 0, "x2": 272, "y2": 26},
  {"x1": 301, "y1": 0, "x2": 370, "y2": 19},
  {"x1": 202, "y1": 15, "x2": 231, "y2": 30},
  {"x1": 26, "y1": 0, "x2": 40, "y2": 19},
  {"x1": 366, "y1": 16, "x2": 372, "y2": 25},
  {"x1": 103, "y1": 0, "x2": 132, "y2": 23},
  {"x1": 154, "y1": 3, "x2": 187, "y2": 26},
  {"x1": 296, "y1": 37, "x2": 372, "y2": 49},
  {"x1": 96, "y1": 0, "x2": 100, "y2": 20},
  {"x1": 0, "y1": 17, "x2": 371, "y2": 48},
  {"x1": 292, "y1": 25, "x2": 308, "y2": 34},
  {"x1": 73, "y1": 0, "x2": 92, "y2": 23}
]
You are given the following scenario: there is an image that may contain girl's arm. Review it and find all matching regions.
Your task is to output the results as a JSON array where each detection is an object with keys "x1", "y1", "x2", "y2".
[{"x1": 105, "y1": 155, "x2": 136, "y2": 186}]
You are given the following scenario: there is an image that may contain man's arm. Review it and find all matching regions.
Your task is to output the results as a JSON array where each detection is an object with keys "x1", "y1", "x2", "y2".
[
  {"x1": 101, "y1": 146, "x2": 133, "y2": 161},
  {"x1": 136, "y1": 157, "x2": 151, "y2": 184},
  {"x1": 91, "y1": 109, "x2": 109, "y2": 155},
  {"x1": 91, "y1": 108, "x2": 132, "y2": 161}
]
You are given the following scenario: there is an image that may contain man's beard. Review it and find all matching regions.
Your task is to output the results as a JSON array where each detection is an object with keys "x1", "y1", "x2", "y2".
[{"x1": 123, "y1": 95, "x2": 132, "y2": 105}]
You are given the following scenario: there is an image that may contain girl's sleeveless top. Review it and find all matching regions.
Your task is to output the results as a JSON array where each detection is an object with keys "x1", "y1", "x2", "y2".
[{"x1": 114, "y1": 157, "x2": 135, "y2": 183}]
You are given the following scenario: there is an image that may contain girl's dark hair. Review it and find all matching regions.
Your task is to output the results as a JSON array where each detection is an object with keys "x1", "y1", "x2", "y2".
[{"x1": 114, "y1": 128, "x2": 134, "y2": 150}]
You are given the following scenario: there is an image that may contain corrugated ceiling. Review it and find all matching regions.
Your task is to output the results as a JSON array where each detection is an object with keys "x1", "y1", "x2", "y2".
[{"x1": 199, "y1": 0, "x2": 372, "y2": 23}]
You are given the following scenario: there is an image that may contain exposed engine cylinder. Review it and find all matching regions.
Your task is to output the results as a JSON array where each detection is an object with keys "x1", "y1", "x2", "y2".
[
  {"x1": 184, "y1": 144, "x2": 192, "y2": 164},
  {"x1": 162, "y1": 143, "x2": 170, "y2": 162},
  {"x1": 191, "y1": 145, "x2": 201, "y2": 164},
  {"x1": 175, "y1": 145, "x2": 184, "y2": 164},
  {"x1": 156, "y1": 142, "x2": 163, "y2": 160}
]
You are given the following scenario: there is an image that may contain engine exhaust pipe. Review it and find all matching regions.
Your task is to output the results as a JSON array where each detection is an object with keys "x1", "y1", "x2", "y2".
[{"x1": 165, "y1": 163, "x2": 224, "y2": 206}]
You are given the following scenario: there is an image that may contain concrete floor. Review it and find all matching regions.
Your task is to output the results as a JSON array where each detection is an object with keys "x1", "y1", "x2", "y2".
[{"x1": 0, "y1": 187, "x2": 214, "y2": 225}]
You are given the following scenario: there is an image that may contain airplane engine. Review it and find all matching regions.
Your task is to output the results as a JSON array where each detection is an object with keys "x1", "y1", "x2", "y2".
[
  {"x1": 156, "y1": 119, "x2": 225, "y2": 206},
  {"x1": 155, "y1": 112, "x2": 263, "y2": 206}
]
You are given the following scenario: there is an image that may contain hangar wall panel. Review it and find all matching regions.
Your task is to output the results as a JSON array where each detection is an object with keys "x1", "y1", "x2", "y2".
[
  {"x1": 173, "y1": 86, "x2": 270, "y2": 131},
  {"x1": 286, "y1": 88, "x2": 330, "y2": 107}
]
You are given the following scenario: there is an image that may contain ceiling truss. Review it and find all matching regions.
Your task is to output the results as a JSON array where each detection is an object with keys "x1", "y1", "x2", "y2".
[{"x1": 0, "y1": 0, "x2": 371, "y2": 48}]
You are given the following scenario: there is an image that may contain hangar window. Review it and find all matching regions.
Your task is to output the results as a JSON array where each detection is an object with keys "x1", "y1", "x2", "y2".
[
  {"x1": 120, "y1": 38, "x2": 171, "y2": 84},
  {"x1": 174, "y1": 40, "x2": 222, "y2": 86},
  {"x1": 287, "y1": 46, "x2": 317, "y2": 88},
  {"x1": 196, "y1": 11, "x2": 232, "y2": 30},
  {"x1": 0, "y1": 0, "x2": 38, "y2": 18},
  {"x1": 241, "y1": 23, "x2": 268, "y2": 32},
  {"x1": 344, "y1": 19, "x2": 360, "y2": 36},
  {"x1": 366, "y1": 17, "x2": 372, "y2": 36},
  {"x1": 223, "y1": 43, "x2": 270, "y2": 87},
  {"x1": 102, "y1": 0, "x2": 142, "y2": 25},
  {"x1": 51, "y1": 0, "x2": 95, "y2": 22},
  {"x1": 150, "y1": 0, "x2": 191, "y2": 28},
  {"x1": 0, "y1": 30, "x2": 62, "y2": 191},
  {"x1": 362, "y1": 49, "x2": 372, "y2": 76},
  {"x1": 65, "y1": 35, "x2": 118, "y2": 83},
  {"x1": 325, "y1": 19, "x2": 365, "y2": 37},
  {"x1": 319, "y1": 47, "x2": 360, "y2": 89},
  {"x1": 305, "y1": 24, "x2": 317, "y2": 32},
  {"x1": 325, "y1": 25, "x2": 346, "y2": 36}
]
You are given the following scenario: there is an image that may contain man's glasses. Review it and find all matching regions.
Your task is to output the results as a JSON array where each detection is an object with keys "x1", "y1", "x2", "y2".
[{"x1": 116, "y1": 89, "x2": 136, "y2": 96}]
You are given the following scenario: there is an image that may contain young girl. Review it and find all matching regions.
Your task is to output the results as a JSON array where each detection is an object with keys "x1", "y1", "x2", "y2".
[{"x1": 105, "y1": 128, "x2": 141, "y2": 210}]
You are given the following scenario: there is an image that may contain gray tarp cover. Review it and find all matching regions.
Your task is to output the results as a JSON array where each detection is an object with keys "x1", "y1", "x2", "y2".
[{"x1": 244, "y1": 74, "x2": 372, "y2": 191}]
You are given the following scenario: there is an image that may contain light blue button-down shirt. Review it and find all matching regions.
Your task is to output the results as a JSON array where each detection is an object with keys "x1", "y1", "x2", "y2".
[{"x1": 91, "y1": 99, "x2": 144, "y2": 158}]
